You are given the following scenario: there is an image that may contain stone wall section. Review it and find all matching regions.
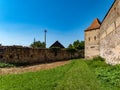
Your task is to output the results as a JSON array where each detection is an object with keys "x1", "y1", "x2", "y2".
[
  {"x1": 0, "y1": 46, "x2": 84, "y2": 64},
  {"x1": 100, "y1": 0, "x2": 120, "y2": 65}
]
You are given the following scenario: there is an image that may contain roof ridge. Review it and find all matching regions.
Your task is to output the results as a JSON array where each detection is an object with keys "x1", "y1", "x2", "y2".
[{"x1": 49, "y1": 40, "x2": 65, "y2": 48}]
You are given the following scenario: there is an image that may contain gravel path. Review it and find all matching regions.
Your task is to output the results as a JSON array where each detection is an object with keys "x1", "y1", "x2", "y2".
[{"x1": 0, "y1": 61, "x2": 69, "y2": 75}]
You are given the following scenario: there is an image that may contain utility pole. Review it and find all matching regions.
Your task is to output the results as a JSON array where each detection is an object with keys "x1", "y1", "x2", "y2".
[
  {"x1": 34, "y1": 38, "x2": 36, "y2": 44},
  {"x1": 44, "y1": 30, "x2": 47, "y2": 48}
]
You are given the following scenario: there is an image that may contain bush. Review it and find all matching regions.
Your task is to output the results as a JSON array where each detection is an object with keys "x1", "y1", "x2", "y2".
[
  {"x1": 0, "y1": 62, "x2": 15, "y2": 68},
  {"x1": 93, "y1": 56, "x2": 105, "y2": 61},
  {"x1": 86, "y1": 56, "x2": 106, "y2": 68}
]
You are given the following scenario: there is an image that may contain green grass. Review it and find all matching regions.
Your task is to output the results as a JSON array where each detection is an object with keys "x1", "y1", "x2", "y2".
[{"x1": 0, "y1": 58, "x2": 120, "y2": 90}]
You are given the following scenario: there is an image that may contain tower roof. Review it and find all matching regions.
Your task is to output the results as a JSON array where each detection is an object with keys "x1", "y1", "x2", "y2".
[{"x1": 85, "y1": 18, "x2": 101, "y2": 31}]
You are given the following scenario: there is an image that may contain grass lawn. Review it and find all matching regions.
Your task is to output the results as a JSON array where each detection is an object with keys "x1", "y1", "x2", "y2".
[{"x1": 0, "y1": 58, "x2": 120, "y2": 90}]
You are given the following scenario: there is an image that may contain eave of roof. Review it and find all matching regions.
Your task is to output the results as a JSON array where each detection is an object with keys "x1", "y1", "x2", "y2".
[{"x1": 85, "y1": 27, "x2": 100, "y2": 32}]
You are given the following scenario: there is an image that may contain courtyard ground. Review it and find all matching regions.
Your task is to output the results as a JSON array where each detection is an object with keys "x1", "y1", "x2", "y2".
[{"x1": 0, "y1": 58, "x2": 120, "y2": 90}]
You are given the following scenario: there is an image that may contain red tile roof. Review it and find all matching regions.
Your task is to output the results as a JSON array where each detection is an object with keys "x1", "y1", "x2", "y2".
[{"x1": 85, "y1": 18, "x2": 101, "y2": 31}]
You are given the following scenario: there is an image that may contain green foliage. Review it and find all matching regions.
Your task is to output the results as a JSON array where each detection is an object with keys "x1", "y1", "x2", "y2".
[
  {"x1": 0, "y1": 62, "x2": 15, "y2": 68},
  {"x1": 68, "y1": 44, "x2": 73, "y2": 49},
  {"x1": 68, "y1": 40, "x2": 84, "y2": 50},
  {"x1": 66, "y1": 48, "x2": 77, "y2": 53},
  {"x1": 67, "y1": 44, "x2": 77, "y2": 53},
  {"x1": 96, "y1": 65, "x2": 120, "y2": 87},
  {"x1": 92, "y1": 56, "x2": 105, "y2": 61},
  {"x1": 30, "y1": 41, "x2": 45, "y2": 48},
  {"x1": 86, "y1": 57, "x2": 120, "y2": 89}
]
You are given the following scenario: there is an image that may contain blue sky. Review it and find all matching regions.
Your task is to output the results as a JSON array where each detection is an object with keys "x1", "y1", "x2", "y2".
[{"x1": 0, "y1": 0, "x2": 114, "y2": 47}]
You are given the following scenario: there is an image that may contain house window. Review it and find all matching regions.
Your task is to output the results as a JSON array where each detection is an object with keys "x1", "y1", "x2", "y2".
[
  {"x1": 88, "y1": 37, "x2": 90, "y2": 41},
  {"x1": 91, "y1": 46, "x2": 95, "y2": 48},
  {"x1": 94, "y1": 36, "x2": 96, "y2": 40}
]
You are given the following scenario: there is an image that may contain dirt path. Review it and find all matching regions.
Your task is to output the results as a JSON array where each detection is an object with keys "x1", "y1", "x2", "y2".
[{"x1": 0, "y1": 61, "x2": 69, "y2": 75}]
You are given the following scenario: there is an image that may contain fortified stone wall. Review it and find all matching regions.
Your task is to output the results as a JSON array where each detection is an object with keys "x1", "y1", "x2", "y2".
[
  {"x1": 100, "y1": 0, "x2": 120, "y2": 65},
  {"x1": 85, "y1": 29, "x2": 100, "y2": 58},
  {"x1": 0, "y1": 46, "x2": 84, "y2": 64}
]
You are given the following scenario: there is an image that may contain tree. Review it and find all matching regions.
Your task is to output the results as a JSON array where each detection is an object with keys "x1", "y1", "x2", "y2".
[
  {"x1": 68, "y1": 40, "x2": 84, "y2": 50},
  {"x1": 79, "y1": 41, "x2": 84, "y2": 49},
  {"x1": 30, "y1": 41, "x2": 45, "y2": 48},
  {"x1": 68, "y1": 44, "x2": 73, "y2": 49}
]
